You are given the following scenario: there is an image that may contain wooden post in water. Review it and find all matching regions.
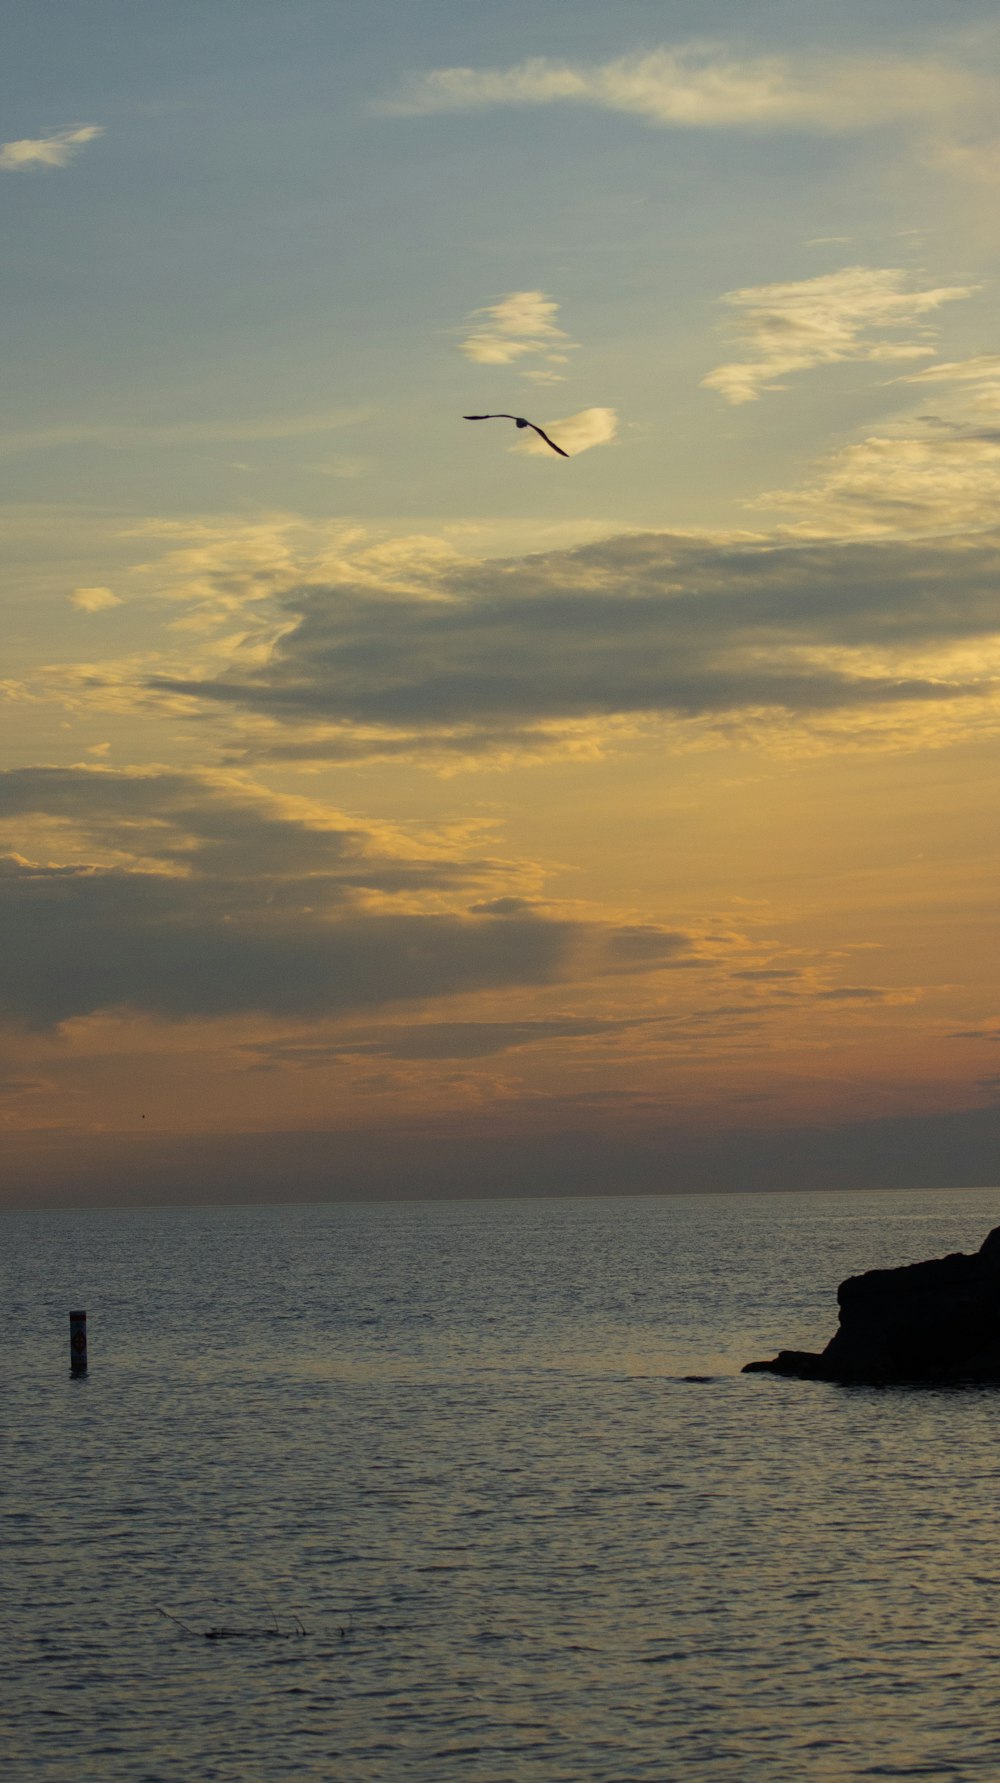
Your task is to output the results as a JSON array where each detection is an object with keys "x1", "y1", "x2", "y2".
[{"x1": 69, "y1": 1309, "x2": 88, "y2": 1375}]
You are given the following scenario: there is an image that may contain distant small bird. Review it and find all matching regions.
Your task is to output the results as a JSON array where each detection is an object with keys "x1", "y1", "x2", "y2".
[{"x1": 463, "y1": 414, "x2": 569, "y2": 457}]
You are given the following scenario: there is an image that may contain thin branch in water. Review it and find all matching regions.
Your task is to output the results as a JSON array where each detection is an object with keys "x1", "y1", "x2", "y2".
[
  {"x1": 156, "y1": 1603, "x2": 309, "y2": 1640},
  {"x1": 156, "y1": 1606, "x2": 198, "y2": 1637}
]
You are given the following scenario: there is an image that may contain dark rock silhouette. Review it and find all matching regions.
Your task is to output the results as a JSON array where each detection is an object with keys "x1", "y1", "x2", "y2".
[{"x1": 744, "y1": 1225, "x2": 1000, "y2": 1384}]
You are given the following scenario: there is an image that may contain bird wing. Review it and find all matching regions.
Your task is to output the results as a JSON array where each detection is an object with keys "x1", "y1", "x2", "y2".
[
  {"x1": 462, "y1": 415, "x2": 568, "y2": 455},
  {"x1": 527, "y1": 423, "x2": 569, "y2": 458}
]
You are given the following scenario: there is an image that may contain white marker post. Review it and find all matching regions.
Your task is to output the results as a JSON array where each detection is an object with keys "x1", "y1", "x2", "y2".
[{"x1": 69, "y1": 1309, "x2": 88, "y2": 1375}]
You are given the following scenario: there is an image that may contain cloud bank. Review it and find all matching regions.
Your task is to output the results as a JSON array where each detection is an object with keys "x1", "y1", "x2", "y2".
[
  {"x1": 148, "y1": 529, "x2": 1000, "y2": 761},
  {"x1": 0, "y1": 767, "x2": 571, "y2": 1027},
  {"x1": 0, "y1": 767, "x2": 702, "y2": 1028},
  {"x1": 8, "y1": 1098, "x2": 1000, "y2": 1210}
]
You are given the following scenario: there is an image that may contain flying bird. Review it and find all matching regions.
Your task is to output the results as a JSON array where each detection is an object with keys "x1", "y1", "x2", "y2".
[{"x1": 463, "y1": 414, "x2": 569, "y2": 457}]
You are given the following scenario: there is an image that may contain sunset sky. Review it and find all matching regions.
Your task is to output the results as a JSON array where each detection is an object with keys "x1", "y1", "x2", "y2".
[{"x1": 4, "y1": 0, "x2": 1000, "y2": 1207}]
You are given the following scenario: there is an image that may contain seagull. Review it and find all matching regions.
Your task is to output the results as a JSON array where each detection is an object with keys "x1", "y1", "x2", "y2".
[{"x1": 463, "y1": 414, "x2": 569, "y2": 457}]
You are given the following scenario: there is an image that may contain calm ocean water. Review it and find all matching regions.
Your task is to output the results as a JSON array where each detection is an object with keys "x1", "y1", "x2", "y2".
[{"x1": 4, "y1": 1186, "x2": 1000, "y2": 1782}]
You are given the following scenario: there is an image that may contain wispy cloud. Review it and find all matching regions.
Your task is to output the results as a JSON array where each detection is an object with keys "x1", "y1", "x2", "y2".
[
  {"x1": 758, "y1": 433, "x2": 1000, "y2": 538},
  {"x1": 0, "y1": 125, "x2": 103, "y2": 170},
  {"x1": 385, "y1": 48, "x2": 977, "y2": 133},
  {"x1": 70, "y1": 587, "x2": 121, "y2": 614},
  {"x1": 243, "y1": 1017, "x2": 647, "y2": 1067},
  {"x1": 0, "y1": 405, "x2": 374, "y2": 458},
  {"x1": 758, "y1": 354, "x2": 1000, "y2": 535},
  {"x1": 900, "y1": 354, "x2": 1000, "y2": 412},
  {"x1": 307, "y1": 454, "x2": 374, "y2": 480},
  {"x1": 703, "y1": 266, "x2": 974, "y2": 404},
  {"x1": 459, "y1": 290, "x2": 574, "y2": 374},
  {"x1": 921, "y1": 126, "x2": 1000, "y2": 185}
]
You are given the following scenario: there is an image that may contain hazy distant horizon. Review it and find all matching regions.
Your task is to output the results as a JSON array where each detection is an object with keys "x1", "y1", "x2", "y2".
[{"x1": 3, "y1": 1097, "x2": 1000, "y2": 1212}]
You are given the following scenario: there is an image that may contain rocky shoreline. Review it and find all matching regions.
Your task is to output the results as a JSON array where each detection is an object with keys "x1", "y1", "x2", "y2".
[{"x1": 744, "y1": 1224, "x2": 1000, "y2": 1384}]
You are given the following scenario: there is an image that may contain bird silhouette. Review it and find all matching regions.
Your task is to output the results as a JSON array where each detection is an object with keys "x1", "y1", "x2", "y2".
[{"x1": 463, "y1": 414, "x2": 569, "y2": 457}]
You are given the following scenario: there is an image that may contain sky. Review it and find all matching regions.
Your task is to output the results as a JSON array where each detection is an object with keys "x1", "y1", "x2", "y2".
[{"x1": 3, "y1": 0, "x2": 1000, "y2": 1208}]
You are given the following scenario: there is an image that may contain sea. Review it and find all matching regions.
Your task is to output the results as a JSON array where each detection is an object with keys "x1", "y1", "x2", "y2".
[{"x1": 4, "y1": 1185, "x2": 1000, "y2": 1783}]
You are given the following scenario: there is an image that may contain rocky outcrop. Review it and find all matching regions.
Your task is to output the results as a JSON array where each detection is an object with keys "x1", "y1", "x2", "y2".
[{"x1": 744, "y1": 1224, "x2": 1000, "y2": 1384}]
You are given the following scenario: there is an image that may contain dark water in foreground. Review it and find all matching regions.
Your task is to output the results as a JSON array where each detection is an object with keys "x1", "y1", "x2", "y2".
[{"x1": 4, "y1": 1187, "x2": 1000, "y2": 1782}]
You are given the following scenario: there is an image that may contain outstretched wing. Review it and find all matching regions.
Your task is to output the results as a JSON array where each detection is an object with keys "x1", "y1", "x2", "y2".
[
  {"x1": 527, "y1": 423, "x2": 569, "y2": 458},
  {"x1": 462, "y1": 414, "x2": 569, "y2": 456}
]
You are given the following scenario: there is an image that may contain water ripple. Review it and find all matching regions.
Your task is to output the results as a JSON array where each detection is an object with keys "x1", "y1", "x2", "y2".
[{"x1": 4, "y1": 1187, "x2": 1000, "y2": 1780}]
